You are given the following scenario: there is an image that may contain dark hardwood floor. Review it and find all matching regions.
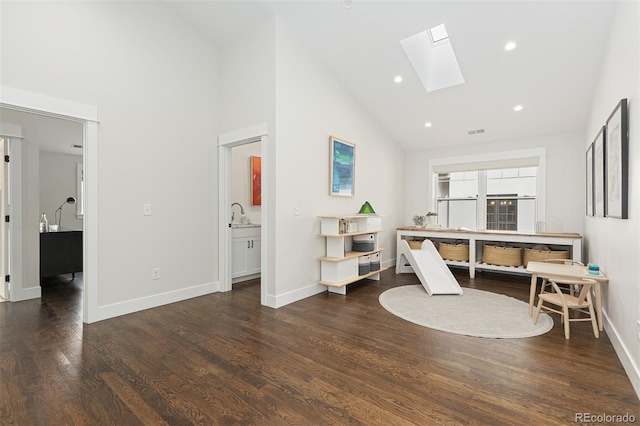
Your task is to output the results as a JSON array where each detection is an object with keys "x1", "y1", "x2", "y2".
[{"x1": 1, "y1": 270, "x2": 638, "y2": 425}]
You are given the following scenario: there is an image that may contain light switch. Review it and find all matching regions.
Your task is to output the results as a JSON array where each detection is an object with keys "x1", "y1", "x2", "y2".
[
  {"x1": 143, "y1": 204, "x2": 152, "y2": 216},
  {"x1": 294, "y1": 205, "x2": 300, "y2": 216}
]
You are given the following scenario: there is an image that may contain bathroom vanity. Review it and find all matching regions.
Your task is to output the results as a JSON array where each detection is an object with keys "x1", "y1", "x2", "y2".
[{"x1": 231, "y1": 225, "x2": 261, "y2": 282}]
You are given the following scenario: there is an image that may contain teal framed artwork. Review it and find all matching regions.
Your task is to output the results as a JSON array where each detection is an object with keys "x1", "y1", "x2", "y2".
[{"x1": 329, "y1": 136, "x2": 356, "y2": 197}]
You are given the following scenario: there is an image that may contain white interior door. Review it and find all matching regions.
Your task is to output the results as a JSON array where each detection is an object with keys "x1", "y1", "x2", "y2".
[{"x1": 0, "y1": 137, "x2": 10, "y2": 300}]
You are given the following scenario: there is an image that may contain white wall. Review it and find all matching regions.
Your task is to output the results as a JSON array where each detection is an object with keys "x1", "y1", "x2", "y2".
[
  {"x1": 219, "y1": 18, "x2": 277, "y2": 135},
  {"x1": 219, "y1": 18, "x2": 277, "y2": 299},
  {"x1": 1, "y1": 1, "x2": 220, "y2": 315},
  {"x1": 273, "y1": 21, "x2": 405, "y2": 305},
  {"x1": 39, "y1": 151, "x2": 83, "y2": 231},
  {"x1": 231, "y1": 143, "x2": 262, "y2": 225},
  {"x1": 585, "y1": 1, "x2": 640, "y2": 396},
  {"x1": 405, "y1": 131, "x2": 585, "y2": 233}
]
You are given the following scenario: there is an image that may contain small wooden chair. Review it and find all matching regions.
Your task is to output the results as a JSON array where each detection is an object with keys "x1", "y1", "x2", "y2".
[{"x1": 534, "y1": 277, "x2": 599, "y2": 339}]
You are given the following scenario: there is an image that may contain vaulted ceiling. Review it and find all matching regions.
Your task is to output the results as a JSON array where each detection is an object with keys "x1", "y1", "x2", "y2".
[
  {"x1": 1, "y1": 1, "x2": 618, "y2": 154},
  {"x1": 164, "y1": 0, "x2": 616, "y2": 151}
]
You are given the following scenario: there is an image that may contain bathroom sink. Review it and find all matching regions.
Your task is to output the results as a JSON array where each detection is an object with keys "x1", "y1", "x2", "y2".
[{"x1": 231, "y1": 223, "x2": 261, "y2": 228}]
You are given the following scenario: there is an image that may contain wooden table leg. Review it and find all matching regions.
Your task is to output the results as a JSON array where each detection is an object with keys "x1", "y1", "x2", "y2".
[
  {"x1": 529, "y1": 273, "x2": 538, "y2": 317},
  {"x1": 594, "y1": 282, "x2": 603, "y2": 331}
]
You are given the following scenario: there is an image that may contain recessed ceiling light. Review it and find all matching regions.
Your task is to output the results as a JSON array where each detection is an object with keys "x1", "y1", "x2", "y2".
[
  {"x1": 394, "y1": 75, "x2": 403, "y2": 83},
  {"x1": 425, "y1": 122, "x2": 432, "y2": 128},
  {"x1": 342, "y1": 0, "x2": 353, "y2": 9},
  {"x1": 505, "y1": 41, "x2": 516, "y2": 51},
  {"x1": 514, "y1": 105, "x2": 523, "y2": 111}
]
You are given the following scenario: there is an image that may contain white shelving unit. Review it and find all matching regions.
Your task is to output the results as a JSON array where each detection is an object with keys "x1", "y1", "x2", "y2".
[
  {"x1": 396, "y1": 227, "x2": 582, "y2": 279},
  {"x1": 319, "y1": 215, "x2": 387, "y2": 295}
]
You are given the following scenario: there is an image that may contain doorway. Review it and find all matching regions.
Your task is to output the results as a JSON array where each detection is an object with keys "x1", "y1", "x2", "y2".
[
  {"x1": 218, "y1": 123, "x2": 269, "y2": 306},
  {"x1": 0, "y1": 138, "x2": 8, "y2": 301},
  {"x1": 0, "y1": 86, "x2": 99, "y2": 323},
  {"x1": 230, "y1": 141, "x2": 262, "y2": 287}
]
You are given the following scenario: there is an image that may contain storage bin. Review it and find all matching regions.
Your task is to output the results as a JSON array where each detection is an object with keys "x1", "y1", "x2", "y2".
[
  {"x1": 438, "y1": 241, "x2": 469, "y2": 261},
  {"x1": 523, "y1": 247, "x2": 569, "y2": 267},
  {"x1": 482, "y1": 244, "x2": 522, "y2": 267},
  {"x1": 357, "y1": 216, "x2": 382, "y2": 232},
  {"x1": 370, "y1": 252, "x2": 380, "y2": 271},
  {"x1": 358, "y1": 254, "x2": 371, "y2": 275},
  {"x1": 352, "y1": 233, "x2": 375, "y2": 252},
  {"x1": 408, "y1": 239, "x2": 424, "y2": 250}
]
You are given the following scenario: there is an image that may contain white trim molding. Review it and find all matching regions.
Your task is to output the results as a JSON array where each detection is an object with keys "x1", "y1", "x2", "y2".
[
  {"x1": 98, "y1": 281, "x2": 220, "y2": 321},
  {"x1": 427, "y1": 147, "x2": 547, "y2": 226},
  {"x1": 0, "y1": 86, "x2": 98, "y2": 122}
]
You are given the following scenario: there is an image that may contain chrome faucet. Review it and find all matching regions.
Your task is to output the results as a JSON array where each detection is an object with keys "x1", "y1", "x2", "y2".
[{"x1": 231, "y1": 202, "x2": 245, "y2": 222}]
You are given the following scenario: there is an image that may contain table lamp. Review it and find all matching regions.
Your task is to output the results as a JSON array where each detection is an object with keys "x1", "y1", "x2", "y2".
[{"x1": 55, "y1": 197, "x2": 76, "y2": 229}]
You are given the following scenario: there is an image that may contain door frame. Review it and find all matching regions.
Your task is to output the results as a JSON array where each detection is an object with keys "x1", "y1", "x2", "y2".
[
  {"x1": 0, "y1": 86, "x2": 99, "y2": 323},
  {"x1": 218, "y1": 123, "x2": 268, "y2": 306},
  {"x1": 0, "y1": 128, "x2": 21, "y2": 301}
]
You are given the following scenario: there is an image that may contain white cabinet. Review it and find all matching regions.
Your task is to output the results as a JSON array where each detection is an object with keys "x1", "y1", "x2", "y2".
[
  {"x1": 232, "y1": 227, "x2": 261, "y2": 282},
  {"x1": 318, "y1": 215, "x2": 387, "y2": 295}
]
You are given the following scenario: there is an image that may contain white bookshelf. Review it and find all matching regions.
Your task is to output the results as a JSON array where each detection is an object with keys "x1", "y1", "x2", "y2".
[{"x1": 318, "y1": 215, "x2": 387, "y2": 294}]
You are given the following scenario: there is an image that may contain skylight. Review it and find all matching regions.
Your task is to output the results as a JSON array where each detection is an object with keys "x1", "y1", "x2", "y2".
[
  {"x1": 400, "y1": 23, "x2": 465, "y2": 93},
  {"x1": 429, "y1": 24, "x2": 449, "y2": 44}
]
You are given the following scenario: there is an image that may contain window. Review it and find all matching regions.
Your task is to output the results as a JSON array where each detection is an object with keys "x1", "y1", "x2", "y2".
[
  {"x1": 486, "y1": 197, "x2": 517, "y2": 230},
  {"x1": 436, "y1": 167, "x2": 537, "y2": 231}
]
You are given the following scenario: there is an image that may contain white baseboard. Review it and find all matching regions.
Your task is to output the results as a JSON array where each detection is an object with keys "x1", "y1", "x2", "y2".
[
  {"x1": 603, "y1": 310, "x2": 640, "y2": 400},
  {"x1": 232, "y1": 273, "x2": 260, "y2": 284},
  {"x1": 21, "y1": 285, "x2": 42, "y2": 301},
  {"x1": 97, "y1": 281, "x2": 219, "y2": 322},
  {"x1": 266, "y1": 283, "x2": 327, "y2": 309}
]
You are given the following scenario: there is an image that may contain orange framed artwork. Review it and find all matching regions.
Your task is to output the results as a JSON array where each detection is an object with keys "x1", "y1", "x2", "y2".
[{"x1": 250, "y1": 156, "x2": 261, "y2": 206}]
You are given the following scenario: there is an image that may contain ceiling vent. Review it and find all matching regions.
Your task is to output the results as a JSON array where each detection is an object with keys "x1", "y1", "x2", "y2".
[{"x1": 467, "y1": 129, "x2": 485, "y2": 135}]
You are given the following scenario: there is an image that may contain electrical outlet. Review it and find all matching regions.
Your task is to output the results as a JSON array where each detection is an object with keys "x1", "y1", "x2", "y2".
[
  {"x1": 143, "y1": 204, "x2": 152, "y2": 216},
  {"x1": 152, "y1": 268, "x2": 160, "y2": 280}
]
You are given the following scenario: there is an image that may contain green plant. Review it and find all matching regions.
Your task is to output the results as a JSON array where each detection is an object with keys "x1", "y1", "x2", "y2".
[{"x1": 426, "y1": 211, "x2": 438, "y2": 217}]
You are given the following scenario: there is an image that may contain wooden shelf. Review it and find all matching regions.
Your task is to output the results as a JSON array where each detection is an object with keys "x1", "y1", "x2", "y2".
[
  {"x1": 319, "y1": 215, "x2": 385, "y2": 293},
  {"x1": 318, "y1": 214, "x2": 383, "y2": 219},
  {"x1": 320, "y1": 267, "x2": 388, "y2": 288},
  {"x1": 319, "y1": 230, "x2": 382, "y2": 238},
  {"x1": 474, "y1": 262, "x2": 527, "y2": 274},
  {"x1": 319, "y1": 248, "x2": 385, "y2": 262},
  {"x1": 396, "y1": 228, "x2": 582, "y2": 279}
]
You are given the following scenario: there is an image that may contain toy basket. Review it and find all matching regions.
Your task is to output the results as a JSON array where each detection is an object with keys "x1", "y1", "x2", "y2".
[
  {"x1": 408, "y1": 239, "x2": 424, "y2": 250},
  {"x1": 523, "y1": 248, "x2": 569, "y2": 267},
  {"x1": 482, "y1": 244, "x2": 522, "y2": 267},
  {"x1": 438, "y1": 241, "x2": 469, "y2": 262}
]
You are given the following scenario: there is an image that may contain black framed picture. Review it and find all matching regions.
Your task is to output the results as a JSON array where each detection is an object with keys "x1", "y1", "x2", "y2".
[
  {"x1": 593, "y1": 126, "x2": 606, "y2": 217},
  {"x1": 605, "y1": 98, "x2": 629, "y2": 219},
  {"x1": 586, "y1": 142, "x2": 594, "y2": 216}
]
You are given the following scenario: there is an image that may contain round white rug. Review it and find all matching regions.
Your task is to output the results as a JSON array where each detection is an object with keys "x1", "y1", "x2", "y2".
[{"x1": 379, "y1": 285, "x2": 553, "y2": 338}]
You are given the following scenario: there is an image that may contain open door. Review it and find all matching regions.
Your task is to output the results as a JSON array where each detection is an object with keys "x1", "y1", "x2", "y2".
[{"x1": 0, "y1": 137, "x2": 10, "y2": 300}]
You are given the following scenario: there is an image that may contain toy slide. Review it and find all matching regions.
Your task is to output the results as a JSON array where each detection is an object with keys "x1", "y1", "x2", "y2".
[{"x1": 397, "y1": 239, "x2": 463, "y2": 296}]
